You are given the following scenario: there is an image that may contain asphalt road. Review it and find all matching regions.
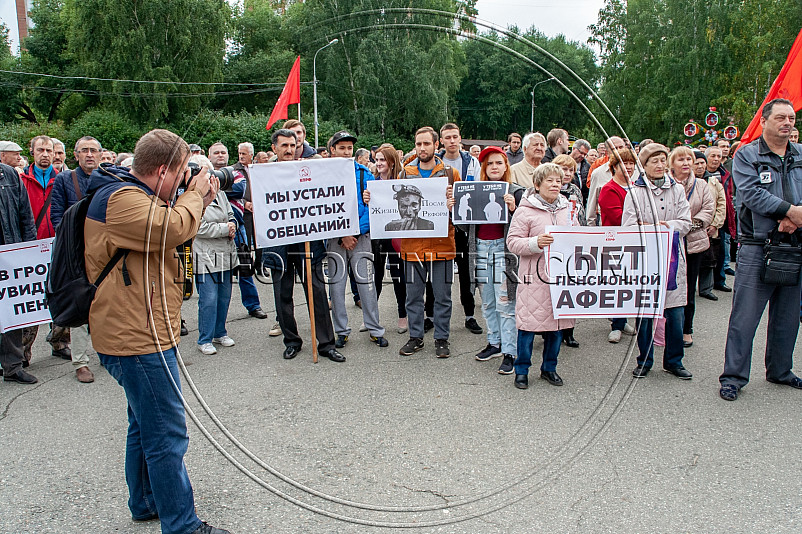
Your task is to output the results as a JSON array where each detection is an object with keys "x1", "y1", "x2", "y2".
[{"x1": 1, "y1": 275, "x2": 800, "y2": 533}]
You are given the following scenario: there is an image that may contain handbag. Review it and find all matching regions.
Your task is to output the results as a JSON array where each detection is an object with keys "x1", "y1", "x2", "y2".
[
  {"x1": 760, "y1": 227, "x2": 802, "y2": 286},
  {"x1": 235, "y1": 242, "x2": 254, "y2": 278}
]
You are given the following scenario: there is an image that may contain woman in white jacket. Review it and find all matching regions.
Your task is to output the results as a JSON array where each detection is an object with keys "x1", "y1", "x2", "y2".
[
  {"x1": 191, "y1": 155, "x2": 239, "y2": 355},
  {"x1": 621, "y1": 144, "x2": 692, "y2": 380}
]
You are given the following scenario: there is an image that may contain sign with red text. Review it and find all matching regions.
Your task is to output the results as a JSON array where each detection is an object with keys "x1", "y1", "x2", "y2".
[
  {"x1": 249, "y1": 158, "x2": 360, "y2": 247},
  {"x1": 544, "y1": 226, "x2": 671, "y2": 319},
  {"x1": 0, "y1": 239, "x2": 54, "y2": 332}
]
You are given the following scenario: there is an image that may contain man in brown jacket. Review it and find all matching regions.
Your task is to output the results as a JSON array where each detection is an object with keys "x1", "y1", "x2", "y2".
[
  {"x1": 85, "y1": 129, "x2": 229, "y2": 534},
  {"x1": 397, "y1": 127, "x2": 458, "y2": 358}
]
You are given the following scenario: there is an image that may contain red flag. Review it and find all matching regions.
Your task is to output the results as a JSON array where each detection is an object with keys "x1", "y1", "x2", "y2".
[
  {"x1": 740, "y1": 29, "x2": 802, "y2": 147},
  {"x1": 266, "y1": 56, "x2": 301, "y2": 130}
]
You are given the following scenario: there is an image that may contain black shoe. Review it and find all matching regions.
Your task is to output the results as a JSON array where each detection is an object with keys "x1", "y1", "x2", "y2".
[
  {"x1": 4, "y1": 369, "x2": 38, "y2": 384},
  {"x1": 663, "y1": 366, "x2": 693, "y2": 379},
  {"x1": 724, "y1": 267, "x2": 736, "y2": 276},
  {"x1": 52, "y1": 347, "x2": 71, "y2": 360},
  {"x1": 714, "y1": 283, "x2": 732, "y2": 292},
  {"x1": 540, "y1": 370, "x2": 563, "y2": 386},
  {"x1": 683, "y1": 340, "x2": 693, "y2": 348},
  {"x1": 370, "y1": 335, "x2": 389, "y2": 347},
  {"x1": 133, "y1": 512, "x2": 159, "y2": 522},
  {"x1": 248, "y1": 307, "x2": 268, "y2": 319},
  {"x1": 22, "y1": 360, "x2": 29, "y2": 368},
  {"x1": 355, "y1": 300, "x2": 362, "y2": 309},
  {"x1": 180, "y1": 320, "x2": 188, "y2": 337},
  {"x1": 563, "y1": 334, "x2": 579, "y2": 348},
  {"x1": 766, "y1": 376, "x2": 802, "y2": 389},
  {"x1": 321, "y1": 349, "x2": 346, "y2": 362},
  {"x1": 435, "y1": 339, "x2": 450, "y2": 358},
  {"x1": 192, "y1": 521, "x2": 231, "y2": 534},
  {"x1": 424, "y1": 318, "x2": 434, "y2": 333},
  {"x1": 283, "y1": 345, "x2": 301, "y2": 360},
  {"x1": 699, "y1": 292, "x2": 719, "y2": 301},
  {"x1": 400, "y1": 337, "x2": 424, "y2": 355},
  {"x1": 498, "y1": 354, "x2": 515, "y2": 375},
  {"x1": 335, "y1": 334, "x2": 348, "y2": 348},
  {"x1": 514, "y1": 374, "x2": 528, "y2": 389},
  {"x1": 475, "y1": 343, "x2": 501, "y2": 361},
  {"x1": 719, "y1": 384, "x2": 738, "y2": 401},
  {"x1": 632, "y1": 365, "x2": 650, "y2": 378},
  {"x1": 465, "y1": 317, "x2": 483, "y2": 334}
]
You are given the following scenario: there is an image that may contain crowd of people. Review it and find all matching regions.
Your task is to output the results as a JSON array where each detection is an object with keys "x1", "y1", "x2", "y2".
[{"x1": 0, "y1": 99, "x2": 800, "y2": 534}]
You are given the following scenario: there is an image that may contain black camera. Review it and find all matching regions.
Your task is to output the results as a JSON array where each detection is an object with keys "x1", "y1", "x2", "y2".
[{"x1": 186, "y1": 162, "x2": 236, "y2": 191}]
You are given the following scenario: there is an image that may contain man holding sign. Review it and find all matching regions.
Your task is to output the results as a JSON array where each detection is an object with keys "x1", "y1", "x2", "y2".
[
  {"x1": 396, "y1": 127, "x2": 459, "y2": 358},
  {"x1": 255, "y1": 129, "x2": 344, "y2": 363},
  {"x1": 326, "y1": 131, "x2": 387, "y2": 349},
  {"x1": 0, "y1": 161, "x2": 37, "y2": 384}
]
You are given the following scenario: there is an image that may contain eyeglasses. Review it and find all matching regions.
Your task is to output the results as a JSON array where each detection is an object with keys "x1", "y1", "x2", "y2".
[{"x1": 77, "y1": 148, "x2": 100, "y2": 154}]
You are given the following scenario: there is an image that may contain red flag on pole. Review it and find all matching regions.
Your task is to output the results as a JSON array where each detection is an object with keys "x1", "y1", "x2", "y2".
[
  {"x1": 739, "y1": 29, "x2": 802, "y2": 147},
  {"x1": 266, "y1": 56, "x2": 301, "y2": 130}
]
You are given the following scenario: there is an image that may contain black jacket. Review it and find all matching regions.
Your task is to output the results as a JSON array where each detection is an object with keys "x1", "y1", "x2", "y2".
[{"x1": 0, "y1": 163, "x2": 36, "y2": 245}]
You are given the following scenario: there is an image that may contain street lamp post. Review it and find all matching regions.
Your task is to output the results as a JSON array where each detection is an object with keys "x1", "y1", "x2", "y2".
[
  {"x1": 530, "y1": 77, "x2": 556, "y2": 132},
  {"x1": 313, "y1": 38, "x2": 339, "y2": 149}
]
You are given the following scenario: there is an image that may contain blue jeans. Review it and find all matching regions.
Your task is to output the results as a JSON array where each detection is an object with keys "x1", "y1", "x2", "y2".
[
  {"x1": 476, "y1": 238, "x2": 516, "y2": 355},
  {"x1": 611, "y1": 317, "x2": 627, "y2": 331},
  {"x1": 196, "y1": 270, "x2": 233, "y2": 345},
  {"x1": 235, "y1": 225, "x2": 261, "y2": 312},
  {"x1": 634, "y1": 306, "x2": 684, "y2": 369},
  {"x1": 98, "y1": 349, "x2": 202, "y2": 534},
  {"x1": 514, "y1": 329, "x2": 562, "y2": 375}
]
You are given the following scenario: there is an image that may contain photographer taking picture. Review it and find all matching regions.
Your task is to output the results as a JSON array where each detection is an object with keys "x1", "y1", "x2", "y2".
[{"x1": 84, "y1": 129, "x2": 230, "y2": 534}]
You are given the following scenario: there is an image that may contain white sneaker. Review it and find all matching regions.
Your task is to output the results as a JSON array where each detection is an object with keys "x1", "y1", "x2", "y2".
[
  {"x1": 198, "y1": 343, "x2": 217, "y2": 355},
  {"x1": 269, "y1": 322, "x2": 281, "y2": 337},
  {"x1": 359, "y1": 323, "x2": 368, "y2": 332},
  {"x1": 622, "y1": 323, "x2": 636, "y2": 336},
  {"x1": 608, "y1": 330, "x2": 622, "y2": 343},
  {"x1": 213, "y1": 336, "x2": 235, "y2": 347}
]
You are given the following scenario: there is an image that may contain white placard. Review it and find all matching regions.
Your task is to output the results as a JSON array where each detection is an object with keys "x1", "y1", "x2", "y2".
[
  {"x1": 452, "y1": 181, "x2": 509, "y2": 224},
  {"x1": 367, "y1": 177, "x2": 449, "y2": 239},
  {"x1": 544, "y1": 226, "x2": 671, "y2": 319},
  {"x1": 0, "y1": 238, "x2": 54, "y2": 333},
  {"x1": 249, "y1": 158, "x2": 360, "y2": 248}
]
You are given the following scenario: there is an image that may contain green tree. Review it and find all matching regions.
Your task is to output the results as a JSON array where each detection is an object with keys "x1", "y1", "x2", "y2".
[
  {"x1": 455, "y1": 28, "x2": 599, "y2": 140},
  {"x1": 66, "y1": 0, "x2": 230, "y2": 123}
]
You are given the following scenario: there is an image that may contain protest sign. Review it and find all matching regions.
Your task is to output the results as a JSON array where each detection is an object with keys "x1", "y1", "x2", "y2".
[
  {"x1": 544, "y1": 226, "x2": 671, "y2": 319},
  {"x1": 367, "y1": 177, "x2": 450, "y2": 239},
  {"x1": 249, "y1": 158, "x2": 360, "y2": 248},
  {"x1": 0, "y1": 238, "x2": 54, "y2": 333},
  {"x1": 452, "y1": 181, "x2": 509, "y2": 224}
]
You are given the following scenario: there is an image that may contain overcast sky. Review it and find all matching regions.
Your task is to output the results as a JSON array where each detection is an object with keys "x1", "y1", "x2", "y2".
[{"x1": 1, "y1": 0, "x2": 605, "y2": 56}]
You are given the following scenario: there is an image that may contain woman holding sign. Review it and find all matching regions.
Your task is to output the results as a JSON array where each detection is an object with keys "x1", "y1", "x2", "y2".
[
  {"x1": 371, "y1": 145, "x2": 409, "y2": 334},
  {"x1": 621, "y1": 144, "x2": 693, "y2": 380},
  {"x1": 465, "y1": 147, "x2": 524, "y2": 375},
  {"x1": 506, "y1": 163, "x2": 576, "y2": 389}
]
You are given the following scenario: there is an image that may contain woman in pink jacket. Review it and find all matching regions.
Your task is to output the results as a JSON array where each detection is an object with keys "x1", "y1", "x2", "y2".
[{"x1": 506, "y1": 163, "x2": 575, "y2": 389}]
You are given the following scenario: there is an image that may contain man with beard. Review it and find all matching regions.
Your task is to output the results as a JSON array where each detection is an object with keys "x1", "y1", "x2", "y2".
[{"x1": 396, "y1": 127, "x2": 459, "y2": 358}]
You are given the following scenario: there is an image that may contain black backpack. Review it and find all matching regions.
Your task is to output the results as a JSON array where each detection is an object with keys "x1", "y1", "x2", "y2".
[{"x1": 46, "y1": 185, "x2": 131, "y2": 328}]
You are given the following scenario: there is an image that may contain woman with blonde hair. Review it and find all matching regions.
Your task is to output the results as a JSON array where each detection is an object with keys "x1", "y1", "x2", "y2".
[
  {"x1": 668, "y1": 146, "x2": 715, "y2": 348},
  {"x1": 507, "y1": 163, "x2": 576, "y2": 389}
]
